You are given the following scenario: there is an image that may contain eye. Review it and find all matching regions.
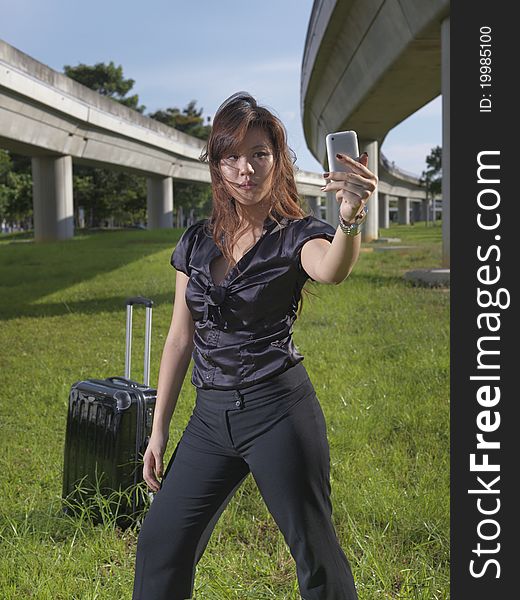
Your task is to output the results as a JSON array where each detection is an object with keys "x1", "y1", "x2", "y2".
[
  {"x1": 225, "y1": 155, "x2": 238, "y2": 161},
  {"x1": 254, "y1": 151, "x2": 271, "y2": 159}
]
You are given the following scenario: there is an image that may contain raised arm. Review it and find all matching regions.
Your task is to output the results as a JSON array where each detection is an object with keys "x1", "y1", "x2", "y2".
[
  {"x1": 301, "y1": 153, "x2": 377, "y2": 285},
  {"x1": 143, "y1": 270, "x2": 195, "y2": 492}
]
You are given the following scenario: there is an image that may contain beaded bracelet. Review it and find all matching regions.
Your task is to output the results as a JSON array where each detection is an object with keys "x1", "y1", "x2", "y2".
[{"x1": 338, "y1": 206, "x2": 368, "y2": 236}]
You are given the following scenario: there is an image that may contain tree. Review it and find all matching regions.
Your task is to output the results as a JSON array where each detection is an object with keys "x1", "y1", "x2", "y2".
[
  {"x1": 0, "y1": 150, "x2": 33, "y2": 229},
  {"x1": 72, "y1": 166, "x2": 147, "y2": 228},
  {"x1": 63, "y1": 61, "x2": 145, "y2": 113},
  {"x1": 0, "y1": 149, "x2": 11, "y2": 182},
  {"x1": 420, "y1": 146, "x2": 442, "y2": 224},
  {"x1": 148, "y1": 100, "x2": 211, "y2": 140},
  {"x1": 422, "y1": 146, "x2": 442, "y2": 195},
  {"x1": 0, "y1": 150, "x2": 12, "y2": 220}
]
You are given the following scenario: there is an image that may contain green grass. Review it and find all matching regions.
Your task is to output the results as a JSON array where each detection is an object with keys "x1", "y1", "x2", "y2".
[{"x1": 0, "y1": 222, "x2": 449, "y2": 599}]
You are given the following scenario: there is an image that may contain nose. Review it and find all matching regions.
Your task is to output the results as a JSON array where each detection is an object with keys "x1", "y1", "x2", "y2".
[{"x1": 238, "y1": 156, "x2": 254, "y2": 175}]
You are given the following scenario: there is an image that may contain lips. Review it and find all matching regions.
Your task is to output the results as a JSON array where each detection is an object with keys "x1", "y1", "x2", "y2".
[{"x1": 240, "y1": 181, "x2": 257, "y2": 189}]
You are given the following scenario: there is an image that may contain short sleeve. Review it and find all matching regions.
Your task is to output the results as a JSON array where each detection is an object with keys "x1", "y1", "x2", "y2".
[
  {"x1": 170, "y1": 221, "x2": 204, "y2": 276},
  {"x1": 292, "y1": 215, "x2": 337, "y2": 281}
]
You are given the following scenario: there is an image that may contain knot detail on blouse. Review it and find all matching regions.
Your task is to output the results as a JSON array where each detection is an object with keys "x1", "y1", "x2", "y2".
[
  {"x1": 203, "y1": 284, "x2": 227, "y2": 306},
  {"x1": 202, "y1": 283, "x2": 228, "y2": 324}
]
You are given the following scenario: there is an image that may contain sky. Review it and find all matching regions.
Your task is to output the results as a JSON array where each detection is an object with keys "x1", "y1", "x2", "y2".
[{"x1": 1, "y1": 0, "x2": 442, "y2": 177}]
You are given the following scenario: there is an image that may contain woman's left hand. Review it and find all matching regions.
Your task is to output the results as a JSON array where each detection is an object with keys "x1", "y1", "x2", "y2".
[{"x1": 321, "y1": 152, "x2": 378, "y2": 223}]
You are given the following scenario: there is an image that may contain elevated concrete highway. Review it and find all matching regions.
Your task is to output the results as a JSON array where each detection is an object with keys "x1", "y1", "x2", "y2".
[
  {"x1": 0, "y1": 39, "x2": 330, "y2": 241},
  {"x1": 1, "y1": 35, "x2": 433, "y2": 244},
  {"x1": 302, "y1": 0, "x2": 450, "y2": 265}
]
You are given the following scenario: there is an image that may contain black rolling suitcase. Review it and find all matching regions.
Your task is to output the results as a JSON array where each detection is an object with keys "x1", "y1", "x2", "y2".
[{"x1": 62, "y1": 297, "x2": 156, "y2": 529}]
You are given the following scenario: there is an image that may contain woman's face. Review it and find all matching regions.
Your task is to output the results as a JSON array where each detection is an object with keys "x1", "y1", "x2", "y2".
[{"x1": 219, "y1": 127, "x2": 275, "y2": 208}]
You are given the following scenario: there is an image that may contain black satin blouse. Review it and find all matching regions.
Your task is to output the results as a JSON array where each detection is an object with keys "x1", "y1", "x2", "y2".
[{"x1": 170, "y1": 214, "x2": 337, "y2": 390}]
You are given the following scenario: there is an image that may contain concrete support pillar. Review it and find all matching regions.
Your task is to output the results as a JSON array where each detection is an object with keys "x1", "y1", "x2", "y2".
[
  {"x1": 412, "y1": 201, "x2": 421, "y2": 224},
  {"x1": 420, "y1": 198, "x2": 428, "y2": 222},
  {"x1": 379, "y1": 193, "x2": 390, "y2": 229},
  {"x1": 325, "y1": 191, "x2": 339, "y2": 228},
  {"x1": 147, "y1": 176, "x2": 173, "y2": 229},
  {"x1": 359, "y1": 139, "x2": 378, "y2": 242},
  {"x1": 317, "y1": 197, "x2": 326, "y2": 220},
  {"x1": 304, "y1": 195, "x2": 320, "y2": 217},
  {"x1": 397, "y1": 197, "x2": 410, "y2": 225},
  {"x1": 441, "y1": 16, "x2": 450, "y2": 266},
  {"x1": 32, "y1": 155, "x2": 74, "y2": 242}
]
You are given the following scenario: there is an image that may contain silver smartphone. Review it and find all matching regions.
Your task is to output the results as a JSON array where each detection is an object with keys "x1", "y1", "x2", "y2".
[{"x1": 325, "y1": 130, "x2": 360, "y2": 177}]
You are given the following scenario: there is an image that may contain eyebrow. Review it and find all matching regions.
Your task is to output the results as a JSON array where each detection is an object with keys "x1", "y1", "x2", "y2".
[{"x1": 225, "y1": 144, "x2": 271, "y2": 156}]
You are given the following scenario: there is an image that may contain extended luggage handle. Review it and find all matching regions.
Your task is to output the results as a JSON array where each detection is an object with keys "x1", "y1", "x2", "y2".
[{"x1": 124, "y1": 297, "x2": 153, "y2": 387}]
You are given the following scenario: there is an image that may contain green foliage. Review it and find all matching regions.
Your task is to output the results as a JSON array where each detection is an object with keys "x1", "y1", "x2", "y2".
[
  {"x1": 63, "y1": 61, "x2": 145, "y2": 113},
  {"x1": 420, "y1": 146, "x2": 442, "y2": 197},
  {"x1": 148, "y1": 99, "x2": 212, "y2": 140},
  {"x1": 0, "y1": 150, "x2": 32, "y2": 224},
  {"x1": 0, "y1": 150, "x2": 11, "y2": 217},
  {"x1": 0, "y1": 149, "x2": 11, "y2": 179},
  {"x1": 172, "y1": 180, "x2": 212, "y2": 216},
  {"x1": 72, "y1": 166, "x2": 147, "y2": 228}
]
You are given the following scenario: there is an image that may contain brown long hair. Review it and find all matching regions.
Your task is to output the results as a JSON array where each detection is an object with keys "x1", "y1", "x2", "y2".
[{"x1": 199, "y1": 91, "x2": 317, "y2": 314}]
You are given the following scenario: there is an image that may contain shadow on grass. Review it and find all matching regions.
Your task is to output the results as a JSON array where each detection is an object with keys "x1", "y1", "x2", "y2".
[
  {"x1": 0, "y1": 229, "x2": 183, "y2": 321},
  {"x1": 1, "y1": 225, "x2": 439, "y2": 321},
  {"x1": 0, "y1": 292, "x2": 176, "y2": 320}
]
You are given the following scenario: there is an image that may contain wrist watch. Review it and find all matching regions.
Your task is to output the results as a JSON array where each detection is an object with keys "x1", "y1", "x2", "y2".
[{"x1": 338, "y1": 206, "x2": 368, "y2": 236}]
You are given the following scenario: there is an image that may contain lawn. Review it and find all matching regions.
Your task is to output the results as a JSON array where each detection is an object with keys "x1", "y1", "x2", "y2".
[{"x1": 0, "y1": 222, "x2": 449, "y2": 599}]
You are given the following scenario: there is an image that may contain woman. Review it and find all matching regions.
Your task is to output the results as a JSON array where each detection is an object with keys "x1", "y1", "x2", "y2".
[{"x1": 133, "y1": 92, "x2": 378, "y2": 600}]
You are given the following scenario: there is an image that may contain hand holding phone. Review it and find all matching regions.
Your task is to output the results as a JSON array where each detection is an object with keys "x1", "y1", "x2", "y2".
[{"x1": 322, "y1": 130, "x2": 377, "y2": 227}]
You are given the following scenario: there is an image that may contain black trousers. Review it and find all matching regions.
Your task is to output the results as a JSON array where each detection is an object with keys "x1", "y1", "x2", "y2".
[{"x1": 132, "y1": 362, "x2": 358, "y2": 600}]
